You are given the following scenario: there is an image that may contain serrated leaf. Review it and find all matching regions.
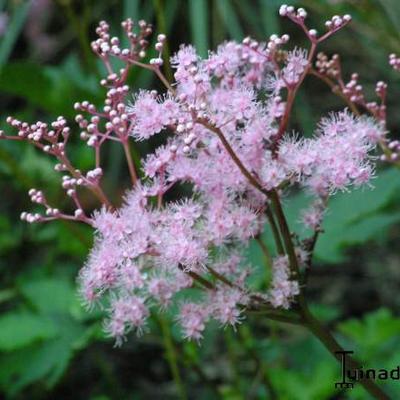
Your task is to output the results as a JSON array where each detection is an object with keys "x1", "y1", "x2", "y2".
[
  {"x1": 0, "y1": 314, "x2": 93, "y2": 395},
  {"x1": 338, "y1": 308, "x2": 400, "y2": 350}
]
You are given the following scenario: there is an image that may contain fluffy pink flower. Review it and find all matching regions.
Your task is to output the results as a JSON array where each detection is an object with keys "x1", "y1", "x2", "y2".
[
  {"x1": 268, "y1": 256, "x2": 299, "y2": 309},
  {"x1": 129, "y1": 91, "x2": 170, "y2": 140},
  {"x1": 178, "y1": 302, "x2": 209, "y2": 341},
  {"x1": 283, "y1": 48, "x2": 309, "y2": 86},
  {"x1": 4, "y1": 9, "x2": 384, "y2": 346},
  {"x1": 106, "y1": 295, "x2": 149, "y2": 344}
]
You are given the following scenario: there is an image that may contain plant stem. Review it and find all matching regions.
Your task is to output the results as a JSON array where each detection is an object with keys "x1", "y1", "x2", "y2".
[
  {"x1": 268, "y1": 190, "x2": 389, "y2": 398},
  {"x1": 266, "y1": 207, "x2": 285, "y2": 255},
  {"x1": 159, "y1": 316, "x2": 187, "y2": 400},
  {"x1": 122, "y1": 140, "x2": 138, "y2": 185},
  {"x1": 270, "y1": 190, "x2": 300, "y2": 280},
  {"x1": 271, "y1": 42, "x2": 317, "y2": 153},
  {"x1": 300, "y1": 305, "x2": 390, "y2": 400},
  {"x1": 199, "y1": 120, "x2": 269, "y2": 196},
  {"x1": 198, "y1": 120, "x2": 285, "y2": 254}
]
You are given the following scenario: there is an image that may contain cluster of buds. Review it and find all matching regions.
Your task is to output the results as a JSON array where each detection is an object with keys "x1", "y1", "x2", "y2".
[
  {"x1": 173, "y1": 100, "x2": 204, "y2": 154},
  {"x1": 279, "y1": 5, "x2": 319, "y2": 40},
  {"x1": 1, "y1": 108, "x2": 112, "y2": 222},
  {"x1": 380, "y1": 55, "x2": 400, "y2": 163},
  {"x1": 315, "y1": 52, "x2": 340, "y2": 79},
  {"x1": 75, "y1": 84, "x2": 131, "y2": 148},
  {"x1": 243, "y1": 33, "x2": 290, "y2": 57},
  {"x1": 279, "y1": 5, "x2": 307, "y2": 20},
  {"x1": 324, "y1": 14, "x2": 352, "y2": 31},
  {"x1": 380, "y1": 140, "x2": 400, "y2": 163},
  {"x1": 315, "y1": 54, "x2": 387, "y2": 122},
  {"x1": 92, "y1": 19, "x2": 152, "y2": 64},
  {"x1": 389, "y1": 53, "x2": 400, "y2": 71},
  {"x1": 28, "y1": 188, "x2": 46, "y2": 205},
  {"x1": 20, "y1": 211, "x2": 42, "y2": 223},
  {"x1": 3, "y1": 116, "x2": 70, "y2": 154},
  {"x1": 267, "y1": 34, "x2": 290, "y2": 60},
  {"x1": 270, "y1": 96, "x2": 286, "y2": 118},
  {"x1": 365, "y1": 81, "x2": 387, "y2": 121},
  {"x1": 343, "y1": 73, "x2": 365, "y2": 104},
  {"x1": 20, "y1": 185, "x2": 89, "y2": 224},
  {"x1": 280, "y1": 5, "x2": 351, "y2": 42},
  {"x1": 343, "y1": 76, "x2": 387, "y2": 121},
  {"x1": 150, "y1": 34, "x2": 167, "y2": 66},
  {"x1": 182, "y1": 131, "x2": 197, "y2": 154},
  {"x1": 92, "y1": 18, "x2": 168, "y2": 90},
  {"x1": 86, "y1": 168, "x2": 103, "y2": 184},
  {"x1": 62, "y1": 175, "x2": 83, "y2": 192}
]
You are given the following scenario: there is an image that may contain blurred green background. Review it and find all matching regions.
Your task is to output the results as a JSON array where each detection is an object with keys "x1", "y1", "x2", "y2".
[{"x1": 1, "y1": 0, "x2": 400, "y2": 399}]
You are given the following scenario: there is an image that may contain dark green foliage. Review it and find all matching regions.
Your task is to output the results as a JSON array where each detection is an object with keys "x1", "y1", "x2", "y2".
[{"x1": 1, "y1": 1, "x2": 400, "y2": 399}]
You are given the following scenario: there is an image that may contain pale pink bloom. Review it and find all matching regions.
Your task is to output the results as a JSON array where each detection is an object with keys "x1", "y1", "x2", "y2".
[
  {"x1": 106, "y1": 295, "x2": 149, "y2": 344},
  {"x1": 208, "y1": 287, "x2": 246, "y2": 327},
  {"x1": 129, "y1": 91, "x2": 169, "y2": 140},
  {"x1": 269, "y1": 256, "x2": 299, "y2": 309},
  {"x1": 4, "y1": 11, "x2": 384, "y2": 345},
  {"x1": 178, "y1": 303, "x2": 209, "y2": 340},
  {"x1": 282, "y1": 48, "x2": 309, "y2": 86}
]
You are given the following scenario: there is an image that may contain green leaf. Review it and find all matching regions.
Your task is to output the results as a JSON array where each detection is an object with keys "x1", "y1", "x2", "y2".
[
  {"x1": 377, "y1": 0, "x2": 400, "y2": 35},
  {"x1": 235, "y1": 1, "x2": 263, "y2": 38},
  {"x1": 338, "y1": 308, "x2": 400, "y2": 351},
  {"x1": 216, "y1": 0, "x2": 243, "y2": 41},
  {"x1": 316, "y1": 211, "x2": 400, "y2": 263},
  {"x1": 123, "y1": 0, "x2": 140, "y2": 20},
  {"x1": 0, "y1": 312, "x2": 58, "y2": 351},
  {"x1": 19, "y1": 278, "x2": 80, "y2": 315},
  {"x1": 188, "y1": 0, "x2": 209, "y2": 57},
  {"x1": 19, "y1": 146, "x2": 58, "y2": 185},
  {"x1": 0, "y1": 62, "x2": 52, "y2": 110},
  {"x1": 272, "y1": 365, "x2": 337, "y2": 400},
  {"x1": 287, "y1": 168, "x2": 400, "y2": 263},
  {"x1": 313, "y1": 168, "x2": 400, "y2": 262},
  {"x1": 0, "y1": 314, "x2": 94, "y2": 395},
  {"x1": 259, "y1": 0, "x2": 281, "y2": 36},
  {"x1": 0, "y1": 62, "x2": 100, "y2": 117},
  {"x1": 309, "y1": 303, "x2": 341, "y2": 323}
]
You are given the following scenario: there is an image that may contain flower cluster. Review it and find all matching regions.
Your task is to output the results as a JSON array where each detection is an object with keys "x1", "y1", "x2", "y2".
[
  {"x1": 279, "y1": 111, "x2": 382, "y2": 195},
  {"x1": 0, "y1": 5, "x2": 386, "y2": 344}
]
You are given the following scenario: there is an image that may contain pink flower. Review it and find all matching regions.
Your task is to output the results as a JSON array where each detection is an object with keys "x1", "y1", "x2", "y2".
[
  {"x1": 208, "y1": 287, "x2": 246, "y2": 327},
  {"x1": 106, "y1": 295, "x2": 149, "y2": 344},
  {"x1": 178, "y1": 302, "x2": 209, "y2": 341},
  {"x1": 268, "y1": 256, "x2": 299, "y2": 309},
  {"x1": 2, "y1": 8, "x2": 384, "y2": 346},
  {"x1": 129, "y1": 91, "x2": 172, "y2": 140},
  {"x1": 282, "y1": 48, "x2": 309, "y2": 86}
]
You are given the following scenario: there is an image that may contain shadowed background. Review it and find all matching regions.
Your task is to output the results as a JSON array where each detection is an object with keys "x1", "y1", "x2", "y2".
[{"x1": 1, "y1": 0, "x2": 400, "y2": 399}]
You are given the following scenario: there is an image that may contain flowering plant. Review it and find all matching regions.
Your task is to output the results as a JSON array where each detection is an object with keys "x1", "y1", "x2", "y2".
[{"x1": 2, "y1": 4, "x2": 398, "y2": 398}]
